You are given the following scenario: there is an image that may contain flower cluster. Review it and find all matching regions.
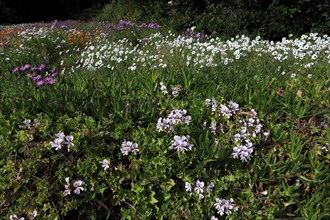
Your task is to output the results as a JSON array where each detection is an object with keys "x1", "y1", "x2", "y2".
[
  {"x1": 120, "y1": 140, "x2": 139, "y2": 155},
  {"x1": 64, "y1": 177, "x2": 84, "y2": 196},
  {"x1": 50, "y1": 131, "x2": 74, "y2": 152},
  {"x1": 185, "y1": 180, "x2": 214, "y2": 200},
  {"x1": 13, "y1": 64, "x2": 58, "y2": 86},
  {"x1": 214, "y1": 198, "x2": 239, "y2": 216},
  {"x1": 157, "y1": 109, "x2": 191, "y2": 132},
  {"x1": 205, "y1": 98, "x2": 268, "y2": 162},
  {"x1": 19, "y1": 118, "x2": 40, "y2": 130},
  {"x1": 170, "y1": 135, "x2": 193, "y2": 153},
  {"x1": 159, "y1": 82, "x2": 168, "y2": 95},
  {"x1": 206, "y1": 99, "x2": 240, "y2": 118},
  {"x1": 232, "y1": 109, "x2": 268, "y2": 162}
]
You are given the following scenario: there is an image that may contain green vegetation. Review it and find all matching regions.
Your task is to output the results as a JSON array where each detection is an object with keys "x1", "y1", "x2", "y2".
[{"x1": 0, "y1": 21, "x2": 329, "y2": 219}]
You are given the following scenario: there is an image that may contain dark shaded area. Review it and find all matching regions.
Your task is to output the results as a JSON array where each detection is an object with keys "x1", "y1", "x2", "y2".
[
  {"x1": 1, "y1": 0, "x2": 329, "y2": 40},
  {"x1": 0, "y1": 0, "x2": 106, "y2": 24}
]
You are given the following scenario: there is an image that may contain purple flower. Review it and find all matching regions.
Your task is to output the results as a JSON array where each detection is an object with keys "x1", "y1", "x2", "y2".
[
  {"x1": 30, "y1": 74, "x2": 42, "y2": 81},
  {"x1": 30, "y1": 67, "x2": 39, "y2": 71},
  {"x1": 44, "y1": 77, "x2": 56, "y2": 85},
  {"x1": 194, "y1": 180, "x2": 204, "y2": 194},
  {"x1": 100, "y1": 159, "x2": 110, "y2": 170},
  {"x1": 232, "y1": 143, "x2": 254, "y2": 162},
  {"x1": 139, "y1": 23, "x2": 148, "y2": 28},
  {"x1": 38, "y1": 64, "x2": 46, "y2": 71},
  {"x1": 35, "y1": 80, "x2": 45, "y2": 86},
  {"x1": 73, "y1": 180, "x2": 84, "y2": 194},
  {"x1": 121, "y1": 140, "x2": 139, "y2": 155},
  {"x1": 13, "y1": 67, "x2": 19, "y2": 73},
  {"x1": 207, "y1": 182, "x2": 214, "y2": 194},
  {"x1": 64, "y1": 177, "x2": 71, "y2": 196},
  {"x1": 170, "y1": 135, "x2": 193, "y2": 153},
  {"x1": 185, "y1": 182, "x2": 192, "y2": 192},
  {"x1": 214, "y1": 198, "x2": 238, "y2": 216},
  {"x1": 20, "y1": 64, "x2": 30, "y2": 71}
]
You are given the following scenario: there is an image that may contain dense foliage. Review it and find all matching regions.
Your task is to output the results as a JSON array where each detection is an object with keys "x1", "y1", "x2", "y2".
[
  {"x1": 1, "y1": 0, "x2": 330, "y2": 40},
  {"x1": 0, "y1": 20, "x2": 329, "y2": 219}
]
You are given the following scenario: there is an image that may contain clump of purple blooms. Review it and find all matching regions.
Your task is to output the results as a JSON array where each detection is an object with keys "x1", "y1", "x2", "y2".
[
  {"x1": 157, "y1": 109, "x2": 191, "y2": 132},
  {"x1": 13, "y1": 64, "x2": 58, "y2": 86},
  {"x1": 120, "y1": 140, "x2": 139, "y2": 155},
  {"x1": 50, "y1": 131, "x2": 74, "y2": 152},
  {"x1": 214, "y1": 198, "x2": 239, "y2": 216},
  {"x1": 107, "y1": 20, "x2": 161, "y2": 32},
  {"x1": 64, "y1": 177, "x2": 84, "y2": 196},
  {"x1": 170, "y1": 135, "x2": 193, "y2": 153},
  {"x1": 185, "y1": 180, "x2": 214, "y2": 200},
  {"x1": 205, "y1": 99, "x2": 268, "y2": 162},
  {"x1": 19, "y1": 118, "x2": 40, "y2": 130}
]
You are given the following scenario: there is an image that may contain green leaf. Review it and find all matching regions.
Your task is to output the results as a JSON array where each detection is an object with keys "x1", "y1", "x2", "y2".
[{"x1": 160, "y1": 178, "x2": 175, "y2": 192}]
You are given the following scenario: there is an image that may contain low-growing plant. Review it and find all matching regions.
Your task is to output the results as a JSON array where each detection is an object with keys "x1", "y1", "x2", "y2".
[{"x1": 0, "y1": 22, "x2": 329, "y2": 219}]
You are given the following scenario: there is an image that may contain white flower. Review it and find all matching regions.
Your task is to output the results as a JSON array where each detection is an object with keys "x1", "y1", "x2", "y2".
[
  {"x1": 9, "y1": 214, "x2": 25, "y2": 220},
  {"x1": 185, "y1": 182, "x2": 192, "y2": 192},
  {"x1": 261, "y1": 190, "x2": 268, "y2": 196},
  {"x1": 100, "y1": 159, "x2": 110, "y2": 170}
]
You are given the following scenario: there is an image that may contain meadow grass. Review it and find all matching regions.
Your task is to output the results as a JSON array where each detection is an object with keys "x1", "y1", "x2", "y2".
[{"x1": 0, "y1": 21, "x2": 329, "y2": 219}]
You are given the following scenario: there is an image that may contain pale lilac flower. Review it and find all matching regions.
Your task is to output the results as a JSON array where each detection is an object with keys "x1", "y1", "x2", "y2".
[
  {"x1": 251, "y1": 109, "x2": 257, "y2": 116},
  {"x1": 9, "y1": 214, "x2": 24, "y2": 220},
  {"x1": 64, "y1": 135, "x2": 74, "y2": 151},
  {"x1": 73, "y1": 180, "x2": 84, "y2": 194},
  {"x1": 205, "y1": 99, "x2": 211, "y2": 107},
  {"x1": 50, "y1": 138, "x2": 64, "y2": 150},
  {"x1": 157, "y1": 109, "x2": 191, "y2": 132},
  {"x1": 210, "y1": 122, "x2": 217, "y2": 135},
  {"x1": 220, "y1": 104, "x2": 232, "y2": 118},
  {"x1": 121, "y1": 140, "x2": 139, "y2": 155},
  {"x1": 214, "y1": 198, "x2": 238, "y2": 216},
  {"x1": 211, "y1": 99, "x2": 218, "y2": 112},
  {"x1": 185, "y1": 182, "x2": 192, "y2": 192},
  {"x1": 228, "y1": 101, "x2": 239, "y2": 113},
  {"x1": 232, "y1": 144, "x2": 254, "y2": 162},
  {"x1": 64, "y1": 177, "x2": 71, "y2": 196},
  {"x1": 207, "y1": 182, "x2": 214, "y2": 194},
  {"x1": 194, "y1": 180, "x2": 204, "y2": 194},
  {"x1": 210, "y1": 216, "x2": 218, "y2": 220},
  {"x1": 198, "y1": 194, "x2": 204, "y2": 200},
  {"x1": 55, "y1": 131, "x2": 65, "y2": 140},
  {"x1": 172, "y1": 86, "x2": 179, "y2": 97},
  {"x1": 157, "y1": 118, "x2": 175, "y2": 132},
  {"x1": 170, "y1": 135, "x2": 193, "y2": 153},
  {"x1": 51, "y1": 132, "x2": 74, "y2": 151},
  {"x1": 100, "y1": 159, "x2": 110, "y2": 170}
]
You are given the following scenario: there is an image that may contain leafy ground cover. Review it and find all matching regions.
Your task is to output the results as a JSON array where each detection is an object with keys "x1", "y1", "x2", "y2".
[{"x1": 0, "y1": 20, "x2": 329, "y2": 219}]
